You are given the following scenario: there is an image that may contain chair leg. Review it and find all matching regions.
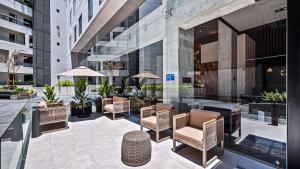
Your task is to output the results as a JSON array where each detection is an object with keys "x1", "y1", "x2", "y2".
[
  {"x1": 113, "y1": 113, "x2": 115, "y2": 120},
  {"x1": 156, "y1": 131, "x2": 159, "y2": 143},
  {"x1": 203, "y1": 150, "x2": 207, "y2": 168},
  {"x1": 221, "y1": 140, "x2": 224, "y2": 153},
  {"x1": 141, "y1": 126, "x2": 143, "y2": 131},
  {"x1": 173, "y1": 139, "x2": 176, "y2": 152}
]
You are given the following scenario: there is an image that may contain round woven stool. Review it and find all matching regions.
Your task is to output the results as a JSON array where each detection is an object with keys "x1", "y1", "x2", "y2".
[{"x1": 121, "y1": 131, "x2": 151, "y2": 167}]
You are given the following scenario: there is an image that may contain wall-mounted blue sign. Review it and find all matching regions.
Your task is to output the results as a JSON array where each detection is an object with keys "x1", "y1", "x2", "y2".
[{"x1": 166, "y1": 74, "x2": 175, "y2": 81}]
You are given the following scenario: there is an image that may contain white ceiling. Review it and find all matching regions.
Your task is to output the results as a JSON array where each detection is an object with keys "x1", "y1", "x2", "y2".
[{"x1": 222, "y1": 0, "x2": 287, "y2": 32}]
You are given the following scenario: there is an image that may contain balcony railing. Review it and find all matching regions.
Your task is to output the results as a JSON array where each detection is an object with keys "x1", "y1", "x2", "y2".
[
  {"x1": 0, "y1": 13, "x2": 32, "y2": 28},
  {"x1": 0, "y1": 98, "x2": 32, "y2": 169},
  {"x1": 15, "y1": 0, "x2": 32, "y2": 8},
  {"x1": 0, "y1": 34, "x2": 25, "y2": 45}
]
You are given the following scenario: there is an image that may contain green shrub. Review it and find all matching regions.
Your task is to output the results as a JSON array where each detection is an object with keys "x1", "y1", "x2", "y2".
[
  {"x1": 261, "y1": 89, "x2": 287, "y2": 103},
  {"x1": 58, "y1": 80, "x2": 74, "y2": 87},
  {"x1": 98, "y1": 78, "x2": 113, "y2": 97},
  {"x1": 42, "y1": 84, "x2": 59, "y2": 103}
]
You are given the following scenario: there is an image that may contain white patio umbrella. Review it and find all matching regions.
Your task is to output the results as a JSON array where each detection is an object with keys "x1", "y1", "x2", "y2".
[
  {"x1": 58, "y1": 66, "x2": 105, "y2": 77},
  {"x1": 131, "y1": 70, "x2": 161, "y2": 96},
  {"x1": 57, "y1": 66, "x2": 106, "y2": 93},
  {"x1": 131, "y1": 70, "x2": 161, "y2": 79}
]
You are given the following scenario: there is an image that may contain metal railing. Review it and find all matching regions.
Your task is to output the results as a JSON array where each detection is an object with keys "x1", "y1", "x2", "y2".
[
  {"x1": 0, "y1": 98, "x2": 32, "y2": 169},
  {"x1": 0, "y1": 13, "x2": 32, "y2": 28}
]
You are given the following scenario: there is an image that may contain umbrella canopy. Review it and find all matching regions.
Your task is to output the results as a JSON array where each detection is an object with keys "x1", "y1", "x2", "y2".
[
  {"x1": 58, "y1": 66, "x2": 106, "y2": 77},
  {"x1": 132, "y1": 70, "x2": 161, "y2": 79}
]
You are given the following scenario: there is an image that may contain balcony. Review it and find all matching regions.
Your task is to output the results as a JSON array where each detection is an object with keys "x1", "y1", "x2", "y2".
[
  {"x1": 0, "y1": 35, "x2": 25, "y2": 46},
  {"x1": 0, "y1": 13, "x2": 32, "y2": 28}
]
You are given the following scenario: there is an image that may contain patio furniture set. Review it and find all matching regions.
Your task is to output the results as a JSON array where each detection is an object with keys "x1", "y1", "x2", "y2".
[{"x1": 120, "y1": 102, "x2": 225, "y2": 168}]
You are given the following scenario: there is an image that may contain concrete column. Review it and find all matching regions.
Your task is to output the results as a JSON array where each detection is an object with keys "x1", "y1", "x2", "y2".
[
  {"x1": 218, "y1": 20, "x2": 237, "y2": 100},
  {"x1": 237, "y1": 34, "x2": 256, "y2": 96},
  {"x1": 163, "y1": 27, "x2": 194, "y2": 108}
]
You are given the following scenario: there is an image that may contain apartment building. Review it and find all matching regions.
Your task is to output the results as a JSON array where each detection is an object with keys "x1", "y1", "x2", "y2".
[{"x1": 0, "y1": 0, "x2": 33, "y2": 85}]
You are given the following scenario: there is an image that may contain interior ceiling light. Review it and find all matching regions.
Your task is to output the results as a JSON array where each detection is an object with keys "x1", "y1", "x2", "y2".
[
  {"x1": 267, "y1": 67, "x2": 273, "y2": 73},
  {"x1": 275, "y1": 7, "x2": 287, "y2": 13}
]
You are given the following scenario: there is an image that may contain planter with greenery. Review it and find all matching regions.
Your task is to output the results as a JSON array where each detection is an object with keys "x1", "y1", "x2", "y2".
[
  {"x1": 57, "y1": 80, "x2": 74, "y2": 95},
  {"x1": 34, "y1": 84, "x2": 68, "y2": 134},
  {"x1": 249, "y1": 89, "x2": 287, "y2": 126},
  {"x1": 70, "y1": 79, "x2": 92, "y2": 117},
  {"x1": 42, "y1": 84, "x2": 63, "y2": 107},
  {"x1": 0, "y1": 86, "x2": 37, "y2": 100}
]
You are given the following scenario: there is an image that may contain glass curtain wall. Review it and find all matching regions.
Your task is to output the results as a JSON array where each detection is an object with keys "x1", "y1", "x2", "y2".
[
  {"x1": 164, "y1": 0, "x2": 287, "y2": 168},
  {"x1": 84, "y1": 0, "x2": 286, "y2": 168},
  {"x1": 85, "y1": 0, "x2": 163, "y2": 102}
]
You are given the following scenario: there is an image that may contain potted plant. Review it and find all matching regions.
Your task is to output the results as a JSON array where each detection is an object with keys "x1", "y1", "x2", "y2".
[
  {"x1": 249, "y1": 89, "x2": 287, "y2": 126},
  {"x1": 57, "y1": 80, "x2": 74, "y2": 95},
  {"x1": 70, "y1": 78, "x2": 92, "y2": 117},
  {"x1": 41, "y1": 84, "x2": 62, "y2": 106},
  {"x1": 33, "y1": 84, "x2": 68, "y2": 134},
  {"x1": 95, "y1": 78, "x2": 114, "y2": 112},
  {"x1": 116, "y1": 77, "x2": 132, "y2": 97}
]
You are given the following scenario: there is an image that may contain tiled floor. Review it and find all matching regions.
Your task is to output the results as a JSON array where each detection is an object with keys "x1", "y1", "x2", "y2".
[{"x1": 25, "y1": 113, "x2": 275, "y2": 169}]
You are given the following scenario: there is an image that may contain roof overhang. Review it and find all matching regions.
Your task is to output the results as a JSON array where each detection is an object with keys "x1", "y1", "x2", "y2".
[{"x1": 71, "y1": 0, "x2": 145, "y2": 53}]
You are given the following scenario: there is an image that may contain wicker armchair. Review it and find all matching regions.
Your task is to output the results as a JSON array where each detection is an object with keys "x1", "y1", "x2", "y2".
[
  {"x1": 102, "y1": 96, "x2": 130, "y2": 120},
  {"x1": 140, "y1": 103, "x2": 175, "y2": 142},
  {"x1": 173, "y1": 109, "x2": 224, "y2": 168}
]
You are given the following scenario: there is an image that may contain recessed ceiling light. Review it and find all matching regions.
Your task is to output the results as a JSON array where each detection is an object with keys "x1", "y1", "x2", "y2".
[{"x1": 275, "y1": 7, "x2": 287, "y2": 13}]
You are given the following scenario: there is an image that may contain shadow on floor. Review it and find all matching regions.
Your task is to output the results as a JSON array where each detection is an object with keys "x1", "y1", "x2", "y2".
[
  {"x1": 174, "y1": 144, "x2": 223, "y2": 166},
  {"x1": 69, "y1": 113, "x2": 103, "y2": 122}
]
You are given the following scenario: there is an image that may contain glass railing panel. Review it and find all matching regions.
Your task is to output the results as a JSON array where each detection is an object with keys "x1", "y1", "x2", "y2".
[{"x1": 0, "y1": 98, "x2": 32, "y2": 169}]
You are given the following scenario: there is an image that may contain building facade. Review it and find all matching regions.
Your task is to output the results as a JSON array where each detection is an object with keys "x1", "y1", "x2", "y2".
[
  {"x1": 34, "y1": 0, "x2": 300, "y2": 168},
  {"x1": 0, "y1": 0, "x2": 33, "y2": 85},
  {"x1": 33, "y1": 0, "x2": 71, "y2": 86}
]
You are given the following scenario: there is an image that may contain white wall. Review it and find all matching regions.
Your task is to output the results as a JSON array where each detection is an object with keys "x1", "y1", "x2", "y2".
[{"x1": 50, "y1": 0, "x2": 72, "y2": 86}]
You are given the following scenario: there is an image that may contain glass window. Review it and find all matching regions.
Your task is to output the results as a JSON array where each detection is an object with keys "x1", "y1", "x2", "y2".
[
  {"x1": 88, "y1": 0, "x2": 93, "y2": 21},
  {"x1": 69, "y1": 9, "x2": 72, "y2": 25},
  {"x1": 9, "y1": 33, "x2": 16, "y2": 43},
  {"x1": 78, "y1": 14, "x2": 82, "y2": 35},
  {"x1": 74, "y1": 26, "x2": 77, "y2": 42},
  {"x1": 56, "y1": 26, "x2": 60, "y2": 37},
  {"x1": 73, "y1": 0, "x2": 76, "y2": 16}
]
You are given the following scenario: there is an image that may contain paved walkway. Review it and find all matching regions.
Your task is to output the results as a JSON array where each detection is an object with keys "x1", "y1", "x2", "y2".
[{"x1": 25, "y1": 113, "x2": 274, "y2": 169}]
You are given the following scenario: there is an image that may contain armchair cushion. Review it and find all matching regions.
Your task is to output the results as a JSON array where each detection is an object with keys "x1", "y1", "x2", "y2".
[
  {"x1": 113, "y1": 96, "x2": 127, "y2": 102},
  {"x1": 141, "y1": 116, "x2": 156, "y2": 129},
  {"x1": 156, "y1": 103, "x2": 174, "y2": 112},
  {"x1": 174, "y1": 126, "x2": 203, "y2": 148},
  {"x1": 189, "y1": 109, "x2": 220, "y2": 130},
  {"x1": 104, "y1": 104, "x2": 114, "y2": 112}
]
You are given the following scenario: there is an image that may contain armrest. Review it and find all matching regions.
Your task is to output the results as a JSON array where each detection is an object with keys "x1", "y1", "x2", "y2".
[
  {"x1": 113, "y1": 100, "x2": 130, "y2": 112},
  {"x1": 173, "y1": 113, "x2": 190, "y2": 130},
  {"x1": 157, "y1": 110, "x2": 175, "y2": 130},
  {"x1": 203, "y1": 119, "x2": 217, "y2": 150},
  {"x1": 141, "y1": 106, "x2": 155, "y2": 118}
]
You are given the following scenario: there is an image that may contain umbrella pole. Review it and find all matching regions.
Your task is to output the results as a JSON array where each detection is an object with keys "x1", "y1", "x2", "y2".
[{"x1": 57, "y1": 76, "x2": 61, "y2": 96}]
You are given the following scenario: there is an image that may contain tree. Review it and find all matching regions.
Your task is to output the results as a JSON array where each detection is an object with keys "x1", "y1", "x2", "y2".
[{"x1": 0, "y1": 50, "x2": 24, "y2": 88}]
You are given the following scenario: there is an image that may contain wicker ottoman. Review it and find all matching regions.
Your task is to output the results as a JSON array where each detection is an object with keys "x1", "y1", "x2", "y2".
[{"x1": 121, "y1": 131, "x2": 151, "y2": 167}]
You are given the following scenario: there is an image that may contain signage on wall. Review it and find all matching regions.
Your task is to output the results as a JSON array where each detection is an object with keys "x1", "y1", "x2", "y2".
[{"x1": 166, "y1": 74, "x2": 174, "y2": 81}]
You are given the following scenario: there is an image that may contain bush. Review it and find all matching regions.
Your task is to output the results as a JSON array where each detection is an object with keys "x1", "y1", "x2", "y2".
[
  {"x1": 58, "y1": 80, "x2": 74, "y2": 87},
  {"x1": 42, "y1": 84, "x2": 59, "y2": 103},
  {"x1": 261, "y1": 89, "x2": 287, "y2": 103}
]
